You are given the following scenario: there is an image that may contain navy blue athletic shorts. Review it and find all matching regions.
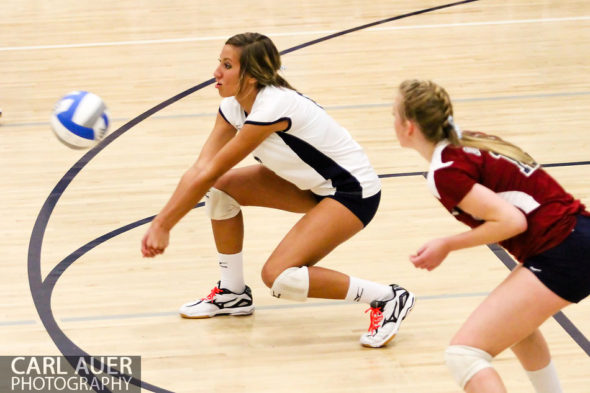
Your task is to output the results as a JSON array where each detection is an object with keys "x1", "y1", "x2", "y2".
[
  {"x1": 313, "y1": 191, "x2": 381, "y2": 227},
  {"x1": 523, "y1": 214, "x2": 590, "y2": 303}
]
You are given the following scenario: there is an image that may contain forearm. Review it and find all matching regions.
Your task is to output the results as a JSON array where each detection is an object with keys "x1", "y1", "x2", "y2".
[
  {"x1": 445, "y1": 216, "x2": 525, "y2": 252},
  {"x1": 446, "y1": 183, "x2": 528, "y2": 252},
  {"x1": 148, "y1": 121, "x2": 277, "y2": 233},
  {"x1": 412, "y1": 182, "x2": 527, "y2": 271},
  {"x1": 152, "y1": 167, "x2": 215, "y2": 231}
]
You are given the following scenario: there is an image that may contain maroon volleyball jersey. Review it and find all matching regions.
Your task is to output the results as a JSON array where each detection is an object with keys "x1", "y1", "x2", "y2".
[{"x1": 427, "y1": 139, "x2": 588, "y2": 262}]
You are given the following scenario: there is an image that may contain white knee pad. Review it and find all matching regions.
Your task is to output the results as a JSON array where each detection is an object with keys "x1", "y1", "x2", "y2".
[
  {"x1": 444, "y1": 345, "x2": 493, "y2": 388},
  {"x1": 205, "y1": 187, "x2": 241, "y2": 220},
  {"x1": 271, "y1": 266, "x2": 309, "y2": 302}
]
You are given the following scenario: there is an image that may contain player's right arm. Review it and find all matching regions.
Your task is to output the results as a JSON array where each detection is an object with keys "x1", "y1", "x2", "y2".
[{"x1": 410, "y1": 183, "x2": 527, "y2": 270}]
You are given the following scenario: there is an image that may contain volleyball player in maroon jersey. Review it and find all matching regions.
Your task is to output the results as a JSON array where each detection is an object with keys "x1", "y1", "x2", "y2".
[{"x1": 393, "y1": 79, "x2": 589, "y2": 393}]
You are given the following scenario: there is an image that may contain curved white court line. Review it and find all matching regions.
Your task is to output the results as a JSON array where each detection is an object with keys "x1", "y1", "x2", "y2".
[{"x1": 1, "y1": 16, "x2": 588, "y2": 52}]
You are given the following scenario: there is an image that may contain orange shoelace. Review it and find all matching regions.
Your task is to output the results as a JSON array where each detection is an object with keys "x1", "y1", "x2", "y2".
[
  {"x1": 365, "y1": 306, "x2": 384, "y2": 334},
  {"x1": 202, "y1": 286, "x2": 222, "y2": 301}
]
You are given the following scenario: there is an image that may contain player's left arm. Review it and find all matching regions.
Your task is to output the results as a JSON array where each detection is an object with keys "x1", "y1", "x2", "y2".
[{"x1": 411, "y1": 183, "x2": 527, "y2": 270}]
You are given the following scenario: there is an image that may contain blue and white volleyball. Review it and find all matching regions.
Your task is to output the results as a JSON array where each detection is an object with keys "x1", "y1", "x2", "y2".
[{"x1": 50, "y1": 91, "x2": 109, "y2": 149}]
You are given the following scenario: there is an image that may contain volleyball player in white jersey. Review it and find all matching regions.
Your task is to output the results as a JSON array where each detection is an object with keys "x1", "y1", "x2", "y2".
[
  {"x1": 393, "y1": 79, "x2": 589, "y2": 392},
  {"x1": 141, "y1": 32, "x2": 414, "y2": 347}
]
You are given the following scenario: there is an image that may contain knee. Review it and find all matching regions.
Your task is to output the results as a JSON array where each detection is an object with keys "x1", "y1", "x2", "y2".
[
  {"x1": 261, "y1": 265, "x2": 309, "y2": 302},
  {"x1": 444, "y1": 345, "x2": 493, "y2": 389},
  {"x1": 211, "y1": 170, "x2": 235, "y2": 191},
  {"x1": 205, "y1": 187, "x2": 241, "y2": 220},
  {"x1": 260, "y1": 264, "x2": 278, "y2": 288}
]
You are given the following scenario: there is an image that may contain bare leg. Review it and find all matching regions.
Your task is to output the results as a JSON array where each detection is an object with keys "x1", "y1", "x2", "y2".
[
  {"x1": 211, "y1": 212, "x2": 244, "y2": 254},
  {"x1": 208, "y1": 165, "x2": 377, "y2": 300},
  {"x1": 511, "y1": 329, "x2": 551, "y2": 371},
  {"x1": 451, "y1": 265, "x2": 570, "y2": 392},
  {"x1": 210, "y1": 165, "x2": 318, "y2": 254},
  {"x1": 512, "y1": 329, "x2": 564, "y2": 393},
  {"x1": 261, "y1": 197, "x2": 364, "y2": 299},
  {"x1": 208, "y1": 164, "x2": 366, "y2": 298},
  {"x1": 465, "y1": 369, "x2": 506, "y2": 393}
]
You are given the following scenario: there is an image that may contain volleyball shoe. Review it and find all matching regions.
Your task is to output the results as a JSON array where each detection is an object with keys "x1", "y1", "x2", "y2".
[
  {"x1": 179, "y1": 281, "x2": 254, "y2": 318},
  {"x1": 360, "y1": 284, "x2": 415, "y2": 348}
]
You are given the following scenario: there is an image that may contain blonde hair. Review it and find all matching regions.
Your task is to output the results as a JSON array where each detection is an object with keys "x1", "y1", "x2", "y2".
[
  {"x1": 398, "y1": 79, "x2": 537, "y2": 166},
  {"x1": 225, "y1": 32, "x2": 295, "y2": 95}
]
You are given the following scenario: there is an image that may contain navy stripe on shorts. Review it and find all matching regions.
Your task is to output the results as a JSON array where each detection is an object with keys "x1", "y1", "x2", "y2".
[{"x1": 313, "y1": 191, "x2": 381, "y2": 227}]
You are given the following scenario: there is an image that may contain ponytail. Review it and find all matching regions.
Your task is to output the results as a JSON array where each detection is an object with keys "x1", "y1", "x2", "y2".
[
  {"x1": 398, "y1": 79, "x2": 537, "y2": 167},
  {"x1": 460, "y1": 132, "x2": 537, "y2": 167}
]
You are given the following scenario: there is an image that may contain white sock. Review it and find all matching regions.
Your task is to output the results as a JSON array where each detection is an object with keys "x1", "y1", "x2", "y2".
[
  {"x1": 526, "y1": 360, "x2": 563, "y2": 393},
  {"x1": 218, "y1": 252, "x2": 245, "y2": 293},
  {"x1": 345, "y1": 277, "x2": 392, "y2": 304}
]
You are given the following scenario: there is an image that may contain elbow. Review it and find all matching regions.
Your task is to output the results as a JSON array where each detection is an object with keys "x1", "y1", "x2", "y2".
[
  {"x1": 512, "y1": 210, "x2": 528, "y2": 236},
  {"x1": 189, "y1": 163, "x2": 220, "y2": 189},
  {"x1": 180, "y1": 166, "x2": 214, "y2": 192}
]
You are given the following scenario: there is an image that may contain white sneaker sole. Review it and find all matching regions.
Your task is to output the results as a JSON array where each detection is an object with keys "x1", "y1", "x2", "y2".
[{"x1": 180, "y1": 305, "x2": 255, "y2": 319}]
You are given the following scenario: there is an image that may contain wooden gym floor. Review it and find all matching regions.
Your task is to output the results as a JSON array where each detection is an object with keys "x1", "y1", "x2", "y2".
[{"x1": 1, "y1": 1, "x2": 588, "y2": 392}]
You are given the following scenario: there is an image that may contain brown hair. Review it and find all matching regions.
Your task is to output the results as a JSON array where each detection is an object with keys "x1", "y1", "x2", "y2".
[
  {"x1": 398, "y1": 79, "x2": 537, "y2": 166},
  {"x1": 225, "y1": 32, "x2": 295, "y2": 95}
]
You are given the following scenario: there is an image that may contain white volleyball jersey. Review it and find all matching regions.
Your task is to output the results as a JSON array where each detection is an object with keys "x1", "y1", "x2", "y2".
[{"x1": 219, "y1": 86, "x2": 381, "y2": 198}]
